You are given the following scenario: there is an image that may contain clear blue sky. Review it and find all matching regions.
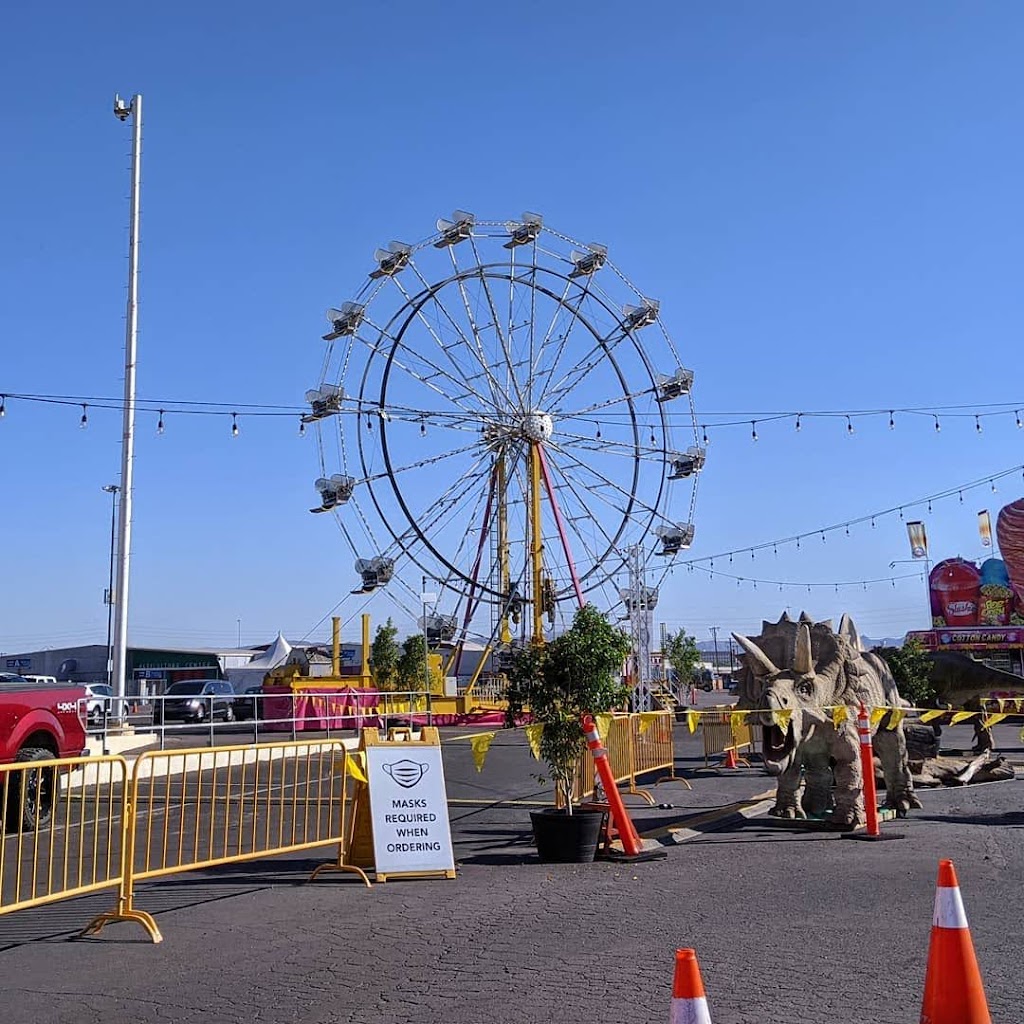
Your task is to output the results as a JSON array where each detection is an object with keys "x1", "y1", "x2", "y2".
[{"x1": 2, "y1": 2, "x2": 1023, "y2": 654}]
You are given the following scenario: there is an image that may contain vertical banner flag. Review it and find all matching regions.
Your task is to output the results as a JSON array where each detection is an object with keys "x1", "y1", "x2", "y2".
[
  {"x1": 906, "y1": 521, "x2": 928, "y2": 559},
  {"x1": 978, "y1": 510, "x2": 993, "y2": 548}
]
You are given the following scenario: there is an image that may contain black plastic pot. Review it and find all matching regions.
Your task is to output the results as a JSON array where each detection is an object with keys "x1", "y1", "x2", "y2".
[{"x1": 529, "y1": 808, "x2": 603, "y2": 863}]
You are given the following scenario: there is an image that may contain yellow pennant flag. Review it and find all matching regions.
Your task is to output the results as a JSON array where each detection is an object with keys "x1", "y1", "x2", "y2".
[
  {"x1": 470, "y1": 732, "x2": 496, "y2": 773},
  {"x1": 686, "y1": 710, "x2": 700, "y2": 734},
  {"x1": 345, "y1": 752, "x2": 368, "y2": 784},
  {"x1": 980, "y1": 714, "x2": 1008, "y2": 730},
  {"x1": 1016, "y1": 698, "x2": 1024, "y2": 713},
  {"x1": 869, "y1": 707, "x2": 888, "y2": 729},
  {"x1": 638, "y1": 712, "x2": 660, "y2": 735},
  {"x1": 950, "y1": 711, "x2": 977, "y2": 725},
  {"x1": 919, "y1": 709, "x2": 945, "y2": 723},
  {"x1": 886, "y1": 708, "x2": 907, "y2": 731},
  {"x1": 997, "y1": 699, "x2": 1007, "y2": 714},
  {"x1": 1020, "y1": 725, "x2": 1024, "y2": 743},
  {"x1": 524, "y1": 723, "x2": 544, "y2": 760},
  {"x1": 595, "y1": 714, "x2": 614, "y2": 743},
  {"x1": 730, "y1": 710, "x2": 748, "y2": 735},
  {"x1": 832, "y1": 705, "x2": 848, "y2": 728},
  {"x1": 771, "y1": 708, "x2": 793, "y2": 732}
]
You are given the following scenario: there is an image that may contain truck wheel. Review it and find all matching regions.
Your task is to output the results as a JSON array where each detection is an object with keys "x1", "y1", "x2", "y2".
[{"x1": 8, "y1": 748, "x2": 58, "y2": 831}]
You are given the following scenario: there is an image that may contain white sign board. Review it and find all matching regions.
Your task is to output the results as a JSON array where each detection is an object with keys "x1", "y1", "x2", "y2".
[{"x1": 366, "y1": 743, "x2": 455, "y2": 877}]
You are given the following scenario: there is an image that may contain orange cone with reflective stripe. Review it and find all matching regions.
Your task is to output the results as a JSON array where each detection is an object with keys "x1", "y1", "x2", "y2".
[
  {"x1": 669, "y1": 949, "x2": 712, "y2": 1024},
  {"x1": 920, "y1": 859, "x2": 991, "y2": 1024}
]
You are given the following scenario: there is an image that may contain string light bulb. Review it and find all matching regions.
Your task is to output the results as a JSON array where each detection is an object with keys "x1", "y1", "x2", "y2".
[
  {"x1": 79, "y1": 404, "x2": 88, "y2": 429},
  {"x1": 889, "y1": 411, "x2": 895, "y2": 430},
  {"x1": 298, "y1": 418, "x2": 306, "y2": 437},
  {"x1": 0, "y1": 395, "x2": 6, "y2": 418},
  {"x1": 976, "y1": 415, "x2": 983, "y2": 434},
  {"x1": 934, "y1": 415, "x2": 941, "y2": 433},
  {"x1": 795, "y1": 414, "x2": 802, "y2": 432},
  {"x1": 846, "y1": 415, "x2": 854, "y2": 436},
  {"x1": 595, "y1": 422, "x2": 601, "y2": 440},
  {"x1": 702, "y1": 425, "x2": 708, "y2": 445},
  {"x1": 231, "y1": 413, "x2": 239, "y2": 437},
  {"x1": 751, "y1": 420, "x2": 758, "y2": 442},
  {"x1": 1016, "y1": 410, "x2": 1022, "y2": 429},
  {"x1": 991, "y1": 479, "x2": 998, "y2": 493},
  {"x1": 421, "y1": 417, "x2": 428, "y2": 437},
  {"x1": 157, "y1": 410, "x2": 165, "y2": 435},
  {"x1": 927, "y1": 500, "x2": 932, "y2": 513}
]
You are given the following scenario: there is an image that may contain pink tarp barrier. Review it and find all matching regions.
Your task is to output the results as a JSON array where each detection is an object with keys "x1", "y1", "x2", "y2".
[{"x1": 261, "y1": 687, "x2": 385, "y2": 731}]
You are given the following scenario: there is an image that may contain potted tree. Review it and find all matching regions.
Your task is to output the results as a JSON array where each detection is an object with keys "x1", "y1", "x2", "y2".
[{"x1": 504, "y1": 604, "x2": 631, "y2": 863}]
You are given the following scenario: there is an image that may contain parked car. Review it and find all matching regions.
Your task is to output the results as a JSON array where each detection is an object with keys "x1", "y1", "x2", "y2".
[
  {"x1": 153, "y1": 680, "x2": 236, "y2": 725},
  {"x1": 82, "y1": 683, "x2": 130, "y2": 726},
  {"x1": 232, "y1": 686, "x2": 264, "y2": 722},
  {"x1": 0, "y1": 672, "x2": 89, "y2": 829}
]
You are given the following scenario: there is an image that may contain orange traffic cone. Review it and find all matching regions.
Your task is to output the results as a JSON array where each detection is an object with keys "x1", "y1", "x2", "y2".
[
  {"x1": 722, "y1": 747, "x2": 738, "y2": 770},
  {"x1": 669, "y1": 949, "x2": 712, "y2": 1024},
  {"x1": 920, "y1": 859, "x2": 991, "y2": 1024}
]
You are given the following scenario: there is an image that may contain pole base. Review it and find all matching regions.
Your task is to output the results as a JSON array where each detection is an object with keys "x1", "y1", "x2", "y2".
[{"x1": 840, "y1": 831, "x2": 906, "y2": 842}]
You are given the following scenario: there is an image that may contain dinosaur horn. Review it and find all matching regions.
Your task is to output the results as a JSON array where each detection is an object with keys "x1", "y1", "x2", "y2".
[
  {"x1": 732, "y1": 633, "x2": 779, "y2": 677},
  {"x1": 794, "y1": 622, "x2": 813, "y2": 675},
  {"x1": 838, "y1": 613, "x2": 864, "y2": 652},
  {"x1": 799, "y1": 611, "x2": 814, "y2": 624}
]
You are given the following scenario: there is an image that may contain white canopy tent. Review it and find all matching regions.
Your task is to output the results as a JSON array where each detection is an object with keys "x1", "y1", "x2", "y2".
[{"x1": 226, "y1": 632, "x2": 293, "y2": 691}]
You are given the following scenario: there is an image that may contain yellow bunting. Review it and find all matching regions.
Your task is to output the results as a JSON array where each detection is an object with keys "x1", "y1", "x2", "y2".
[
  {"x1": 832, "y1": 705, "x2": 848, "y2": 728},
  {"x1": 730, "y1": 711, "x2": 748, "y2": 734},
  {"x1": 950, "y1": 711, "x2": 977, "y2": 725},
  {"x1": 638, "y1": 712, "x2": 660, "y2": 735},
  {"x1": 686, "y1": 710, "x2": 700, "y2": 734},
  {"x1": 886, "y1": 708, "x2": 907, "y2": 731},
  {"x1": 997, "y1": 699, "x2": 1007, "y2": 714},
  {"x1": 1016, "y1": 698, "x2": 1024, "y2": 713},
  {"x1": 345, "y1": 753, "x2": 368, "y2": 784},
  {"x1": 595, "y1": 714, "x2": 614, "y2": 742},
  {"x1": 1020, "y1": 725, "x2": 1024, "y2": 743},
  {"x1": 980, "y1": 714, "x2": 1008, "y2": 730},
  {"x1": 771, "y1": 708, "x2": 793, "y2": 732},
  {"x1": 469, "y1": 732, "x2": 496, "y2": 773},
  {"x1": 919, "y1": 709, "x2": 945, "y2": 723},
  {"x1": 869, "y1": 707, "x2": 888, "y2": 729},
  {"x1": 524, "y1": 723, "x2": 544, "y2": 760}
]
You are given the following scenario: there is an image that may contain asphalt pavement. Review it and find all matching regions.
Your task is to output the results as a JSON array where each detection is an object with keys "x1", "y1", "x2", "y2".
[{"x1": 1, "y1": 714, "x2": 1022, "y2": 1024}]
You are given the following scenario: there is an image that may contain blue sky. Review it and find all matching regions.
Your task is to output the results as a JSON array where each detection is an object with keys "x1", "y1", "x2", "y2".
[{"x1": 2, "y1": 2, "x2": 1023, "y2": 654}]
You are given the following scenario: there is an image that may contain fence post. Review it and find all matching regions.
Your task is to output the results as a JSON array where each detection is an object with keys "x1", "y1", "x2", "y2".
[
  {"x1": 291, "y1": 693, "x2": 297, "y2": 742},
  {"x1": 208, "y1": 697, "x2": 215, "y2": 748}
]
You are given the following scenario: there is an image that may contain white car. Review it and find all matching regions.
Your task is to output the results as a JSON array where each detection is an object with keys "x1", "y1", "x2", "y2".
[{"x1": 83, "y1": 683, "x2": 129, "y2": 725}]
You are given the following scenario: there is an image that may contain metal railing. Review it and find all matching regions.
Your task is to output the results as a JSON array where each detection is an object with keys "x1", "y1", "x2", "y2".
[
  {"x1": 701, "y1": 708, "x2": 756, "y2": 767},
  {"x1": 88, "y1": 689, "x2": 433, "y2": 750},
  {"x1": 1, "y1": 755, "x2": 127, "y2": 918}
]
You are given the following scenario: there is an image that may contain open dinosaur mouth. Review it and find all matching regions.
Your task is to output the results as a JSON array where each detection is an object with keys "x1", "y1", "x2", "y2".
[{"x1": 763, "y1": 723, "x2": 795, "y2": 761}]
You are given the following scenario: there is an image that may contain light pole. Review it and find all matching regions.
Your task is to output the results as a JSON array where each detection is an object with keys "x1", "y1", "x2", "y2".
[
  {"x1": 102, "y1": 485, "x2": 119, "y2": 690},
  {"x1": 110, "y1": 92, "x2": 142, "y2": 722},
  {"x1": 421, "y1": 576, "x2": 437, "y2": 695}
]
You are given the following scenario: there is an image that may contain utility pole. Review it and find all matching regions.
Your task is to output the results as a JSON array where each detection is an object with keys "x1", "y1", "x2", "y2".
[
  {"x1": 110, "y1": 93, "x2": 142, "y2": 722},
  {"x1": 709, "y1": 626, "x2": 721, "y2": 690},
  {"x1": 102, "y1": 485, "x2": 119, "y2": 690}
]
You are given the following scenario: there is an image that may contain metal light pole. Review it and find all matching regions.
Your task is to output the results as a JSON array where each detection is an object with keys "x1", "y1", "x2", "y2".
[
  {"x1": 110, "y1": 93, "x2": 142, "y2": 721},
  {"x1": 102, "y1": 485, "x2": 120, "y2": 690},
  {"x1": 421, "y1": 576, "x2": 437, "y2": 695},
  {"x1": 710, "y1": 625, "x2": 721, "y2": 689}
]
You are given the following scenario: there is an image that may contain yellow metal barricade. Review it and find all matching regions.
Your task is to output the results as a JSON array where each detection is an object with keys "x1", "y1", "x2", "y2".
[
  {"x1": 630, "y1": 711, "x2": 680, "y2": 785},
  {"x1": 701, "y1": 709, "x2": 755, "y2": 767},
  {"x1": 0, "y1": 755, "x2": 128, "y2": 920},
  {"x1": 84, "y1": 739, "x2": 368, "y2": 943}
]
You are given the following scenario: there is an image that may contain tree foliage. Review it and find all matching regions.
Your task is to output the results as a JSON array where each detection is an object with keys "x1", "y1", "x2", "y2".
[
  {"x1": 504, "y1": 604, "x2": 631, "y2": 812},
  {"x1": 369, "y1": 618, "x2": 400, "y2": 691},
  {"x1": 875, "y1": 638, "x2": 936, "y2": 706},
  {"x1": 663, "y1": 627, "x2": 701, "y2": 686},
  {"x1": 396, "y1": 633, "x2": 443, "y2": 694}
]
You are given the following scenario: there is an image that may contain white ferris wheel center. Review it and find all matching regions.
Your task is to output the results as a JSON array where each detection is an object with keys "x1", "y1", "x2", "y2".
[{"x1": 308, "y1": 211, "x2": 704, "y2": 660}]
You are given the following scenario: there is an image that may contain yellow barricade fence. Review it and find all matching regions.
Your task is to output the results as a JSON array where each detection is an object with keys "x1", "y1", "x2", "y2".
[
  {"x1": 1, "y1": 754, "x2": 128, "y2": 922},
  {"x1": 701, "y1": 708, "x2": 756, "y2": 767},
  {"x1": 83, "y1": 739, "x2": 369, "y2": 942},
  {"x1": 563, "y1": 711, "x2": 676, "y2": 806}
]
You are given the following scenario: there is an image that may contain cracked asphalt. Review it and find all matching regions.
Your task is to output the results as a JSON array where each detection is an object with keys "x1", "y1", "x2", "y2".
[{"x1": 1, "y1": 719, "x2": 1023, "y2": 1024}]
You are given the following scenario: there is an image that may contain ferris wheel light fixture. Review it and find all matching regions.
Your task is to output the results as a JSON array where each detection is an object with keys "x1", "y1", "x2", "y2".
[
  {"x1": 503, "y1": 211, "x2": 543, "y2": 248},
  {"x1": 322, "y1": 302, "x2": 364, "y2": 341},
  {"x1": 433, "y1": 209, "x2": 475, "y2": 247},
  {"x1": 369, "y1": 240, "x2": 413, "y2": 279},
  {"x1": 655, "y1": 366, "x2": 694, "y2": 402},
  {"x1": 568, "y1": 243, "x2": 608, "y2": 278}
]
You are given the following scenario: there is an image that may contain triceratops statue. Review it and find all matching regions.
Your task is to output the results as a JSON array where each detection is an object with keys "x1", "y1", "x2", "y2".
[{"x1": 733, "y1": 611, "x2": 921, "y2": 829}]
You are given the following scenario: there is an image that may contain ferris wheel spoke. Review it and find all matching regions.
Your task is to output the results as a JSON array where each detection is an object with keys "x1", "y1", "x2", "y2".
[
  {"x1": 469, "y1": 236, "x2": 527, "y2": 410},
  {"x1": 530, "y1": 279, "x2": 592, "y2": 402},
  {"x1": 410, "y1": 258, "x2": 513, "y2": 413},
  {"x1": 541, "y1": 324, "x2": 633, "y2": 409},
  {"x1": 555, "y1": 429, "x2": 663, "y2": 462},
  {"x1": 358, "y1": 438, "x2": 485, "y2": 484},
  {"x1": 556, "y1": 389, "x2": 657, "y2": 419},
  {"x1": 445, "y1": 247, "x2": 517, "y2": 411}
]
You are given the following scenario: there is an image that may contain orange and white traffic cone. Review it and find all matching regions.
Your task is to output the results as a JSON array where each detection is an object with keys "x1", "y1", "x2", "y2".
[
  {"x1": 722, "y1": 747, "x2": 738, "y2": 770},
  {"x1": 669, "y1": 949, "x2": 712, "y2": 1024},
  {"x1": 920, "y1": 859, "x2": 991, "y2": 1024}
]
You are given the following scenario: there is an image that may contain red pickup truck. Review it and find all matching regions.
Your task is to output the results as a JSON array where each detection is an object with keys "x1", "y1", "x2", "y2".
[{"x1": 0, "y1": 672, "x2": 90, "y2": 828}]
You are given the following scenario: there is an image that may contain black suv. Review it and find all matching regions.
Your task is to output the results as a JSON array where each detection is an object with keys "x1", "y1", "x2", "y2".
[{"x1": 154, "y1": 680, "x2": 236, "y2": 724}]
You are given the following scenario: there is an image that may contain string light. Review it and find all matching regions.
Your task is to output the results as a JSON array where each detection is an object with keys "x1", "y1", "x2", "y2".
[
  {"x1": 976, "y1": 415, "x2": 983, "y2": 434},
  {"x1": 298, "y1": 418, "x2": 306, "y2": 437},
  {"x1": 1016, "y1": 410, "x2": 1022, "y2": 429},
  {"x1": 751, "y1": 421, "x2": 758, "y2": 442},
  {"x1": 934, "y1": 415, "x2": 941, "y2": 433},
  {"x1": 0, "y1": 395, "x2": 5, "y2": 418},
  {"x1": 889, "y1": 411, "x2": 895, "y2": 430},
  {"x1": 992, "y1": 479, "x2": 998, "y2": 493},
  {"x1": 846, "y1": 415, "x2": 854, "y2": 436},
  {"x1": 231, "y1": 413, "x2": 239, "y2": 437},
  {"x1": 795, "y1": 414, "x2": 802, "y2": 432},
  {"x1": 421, "y1": 417, "x2": 428, "y2": 437},
  {"x1": 79, "y1": 404, "x2": 88, "y2": 429},
  {"x1": 702, "y1": 425, "x2": 708, "y2": 445},
  {"x1": 595, "y1": 421, "x2": 601, "y2": 440},
  {"x1": 157, "y1": 410, "x2": 165, "y2": 435}
]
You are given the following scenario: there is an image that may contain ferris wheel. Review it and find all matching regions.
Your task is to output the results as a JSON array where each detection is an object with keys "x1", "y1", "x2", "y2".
[{"x1": 306, "y1": 211, "x2": 703, "y2": 662}]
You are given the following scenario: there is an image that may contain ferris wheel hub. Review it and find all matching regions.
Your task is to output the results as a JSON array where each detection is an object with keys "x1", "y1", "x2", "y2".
[{"x1": 521, "y1": 410, "x2": 554, "y2": 443}]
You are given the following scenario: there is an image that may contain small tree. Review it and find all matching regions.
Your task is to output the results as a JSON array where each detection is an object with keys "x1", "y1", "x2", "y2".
[
  {"x1": 369, "y1": 618, "x2": 400, "y2": 691},
  {"x1": 662, "y1": 627, "x2": 701, "y2": 689},
  {"x1": 875, "y1": 638, "x2": 935, "y2": 707},
  {"x1": 504, "y1": 604, "x2": 631, "y2": 813},
  {"x1": 396, "y1": 633, "x2": 443, "y2": 693}
]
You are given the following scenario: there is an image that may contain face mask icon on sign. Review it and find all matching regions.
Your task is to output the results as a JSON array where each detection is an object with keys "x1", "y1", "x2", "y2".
[{"x1": 382, "y1": 759, "x2": 429, "y2": 789}]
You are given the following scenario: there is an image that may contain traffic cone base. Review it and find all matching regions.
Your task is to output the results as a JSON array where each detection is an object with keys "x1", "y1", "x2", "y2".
[
  {"x1": 920, "y1": 860, "x2": 991, "y2": 1024},
  {"x1": 670, "y1": 949, "x2": 712, "y2": 1024}
]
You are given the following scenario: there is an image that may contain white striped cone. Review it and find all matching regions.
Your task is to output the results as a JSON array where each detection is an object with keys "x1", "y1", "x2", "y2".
[{"x1": 669, "y1": 949, "x2": 712, "y2": 1024}]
